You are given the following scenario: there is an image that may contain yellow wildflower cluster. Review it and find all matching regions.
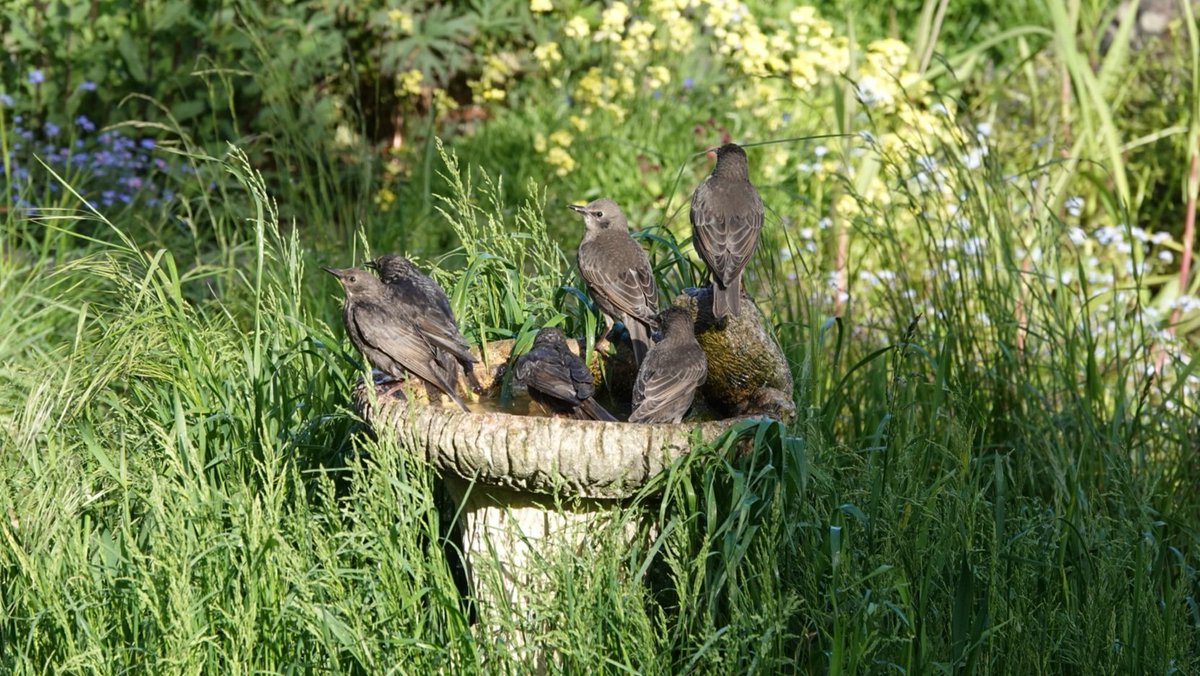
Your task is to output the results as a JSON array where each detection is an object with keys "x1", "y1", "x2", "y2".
[
  {"x1": 387, "y1": 8, "x2": 413, "y2": 34},
  {"x1": 396, "y1": 68, "x2": 424, "y2": 97},
  {"x1": 469, "y1": 53, "x2": 519, "y2": 103},
  {"x1": 534, "y1": 129, "x2": 577, "y2": 176},
  {"x1": 533, "y1": 42, "x2": 562, "y2": 69},
  {"x1": 529, "y1": 0, "x2": 553, "y2": 13}
]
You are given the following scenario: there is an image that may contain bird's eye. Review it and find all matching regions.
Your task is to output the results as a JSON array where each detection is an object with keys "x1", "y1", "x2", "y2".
[
  {"x1": 349, "y1": 275, "x2": 357, "y2": 283},
  {"x1": 592, "y1": 211, "x2": 603, "y2": 217}
]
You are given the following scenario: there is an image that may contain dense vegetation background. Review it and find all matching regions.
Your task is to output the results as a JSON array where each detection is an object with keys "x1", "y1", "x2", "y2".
[{"x1": 2, "y1": 0, "x2": 1198, "y2": 672}]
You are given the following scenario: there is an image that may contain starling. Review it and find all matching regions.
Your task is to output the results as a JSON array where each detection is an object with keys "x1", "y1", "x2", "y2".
[
  {"x1": 323, "y1": 265, "x2": 471, "y2": 413},
  {"x1": 690, "y1": 142, "x2": 764, "y2": 321},
  {"x1": 365, "y1": 254, "x2": 482, "y2": 394},
  {"x1": 512, "y1": 326, "x2": 617, "y2": 422},
  {"x1": 570, "y1": 198, "x2": 660, "y2": 365},
  {"x1": 628, "y1": 307, "x2": 708, "y2": 424}
]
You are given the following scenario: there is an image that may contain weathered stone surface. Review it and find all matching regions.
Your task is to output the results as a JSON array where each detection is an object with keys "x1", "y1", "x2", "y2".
[{"x1": 357, "y1": 339, "x2": 753, "y2": 500}]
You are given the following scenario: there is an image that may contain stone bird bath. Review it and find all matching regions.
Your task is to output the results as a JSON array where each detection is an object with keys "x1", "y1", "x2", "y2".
[{"x1": 355, "y1": 287, "x2": 794, "y2": 653}]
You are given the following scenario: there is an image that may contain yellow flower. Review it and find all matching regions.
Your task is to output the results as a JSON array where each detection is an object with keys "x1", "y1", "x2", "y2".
[
  {"x1": 596, "y1": 2, "x2": 629, "y2": 42},
  {"x1": 388, "y1": 9, "x2": 414, "y2": 33},
  {"x1": 530, "y1": 0, "x2": 553, "y2": 13},
  {"x1": 432, "y1": 87, "x2": 459, "y2": 112},
  {"x1": 549, "y1": 129, "x2": 573, "y2": 147},
  {"x1": 533, "y1": 41, "x2": 562, "y2": 69},
  {"x1": 533, "y1": 133, "x2": 547, "y2": 153},
  {"x1": 546, "y1": 147, "x2": 576, "y2": 176},
  {"x1": 569, "y1": 115, "x2": 589, "y2": 131},
  {"x1": 564, "y1": 15, "x2": 590, "y2": 40},
  {"x1": 375, "y1": 186, "x2": 396, "y2": 207},
  {"x1": 397, "y1": 69, "x2": 424, "y2": 97},
  {"x1": 646, "y1": 65, "x2": 670, "y2": 89}
]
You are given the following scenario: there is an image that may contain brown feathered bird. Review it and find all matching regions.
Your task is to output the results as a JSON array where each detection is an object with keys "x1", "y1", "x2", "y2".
[
  {"x1": 324, "y1": 265, "x2": 471, "y2": 412},
  {"x1": 571, "y1": 198, "x2": 659, "y2": 365},
  {"x1": 690, "y1": 143, "x2": 764, "y2": 321},
  {"x1": 628, "y1": 307, "x2": 708, "y2": 424},
  {"x1": 365, "y1": 254, "x2": 482, "y2": 394},
  {"x1": 512, "y1": 326, "x2": 617, "y2": 421}
]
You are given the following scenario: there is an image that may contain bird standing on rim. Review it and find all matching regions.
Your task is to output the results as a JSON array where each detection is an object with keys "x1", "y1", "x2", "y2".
[
  {"x1": 323, "y1": 265, "x2": 472, "y2": 413},
  {"x1": 366, "y1": 254, "x2": 482, "y2": 394},
  {"x1": 512, "y1": 326, "x2": 617, "y2": 422},
  {"x1": 571, "y1": 198, "x2": 660, "y2": 365},
  {"x1": 690, "y1": 142, "x2": 764, "y2": 321},
  {"x1": 628, "y1": 307, "x2": 708, "y2": 424}
]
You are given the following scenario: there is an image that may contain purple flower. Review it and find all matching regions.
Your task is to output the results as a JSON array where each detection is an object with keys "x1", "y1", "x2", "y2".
[
  {"x1": 683, "y1": 77, "x2": 695, "y2": 89},
  {"x1": 43, "y1": 121, "x2": 60, "y2": 137},
  {"x1": 0, "y1": 93, "x2": 12, "y2": 106},
  {"x1": 28, "y1": 70, "x2": 44, "y2": 84},
  {"x1": 127, "y1": 176, "x2": 143, "y2": 189},
  {"x1": 140, "y1": 138, "x2": 156, "y2": 150},
  {"x1": 79, "y1": 81, "x2": 97, "y2": 92},
  {"x1": 75, "y1": 115, "x2": 95, "y2": 132}
]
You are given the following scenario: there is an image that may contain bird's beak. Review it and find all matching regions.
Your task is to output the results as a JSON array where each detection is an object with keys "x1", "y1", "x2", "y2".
[
  {"x1": 705, "y1": 148, "x2": 718, "y2": 160},
  {"x1": 320, "y1": 266, "x2": 343, "y2": 278},
  {"x1": 363, "y1": 260, "x2": 378, "y2": 271},
  {"x1": 567, "y1": 204, "x2": 586, "y2": 214}
]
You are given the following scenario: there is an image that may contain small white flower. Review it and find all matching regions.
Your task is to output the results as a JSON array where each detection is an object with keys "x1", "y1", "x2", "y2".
[
  {"x1": 975, "y1": 122, "x2": 993, "y2": 138},
  {"x1": 1065, "y1": 196, "x2": 1084, "y2": 217}
]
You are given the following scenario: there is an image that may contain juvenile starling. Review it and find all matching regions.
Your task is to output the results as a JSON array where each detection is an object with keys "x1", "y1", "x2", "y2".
[
  {"x1": 690, "y1": 143, "x2": 764, "y2": 321},
  {"x1": 628, "y1": 307, "x2": 708, "y2": 424},
  {"x1": 323, "y1": 266, "x2": 471, "y2": 413},
  {"x1": 512, "y1": 326, "x2": 617, "y2": 422},
  {"x1": 365, "y1": 254, "x2": 482, "y2": 394},
  {"x1": 571, "y1": 198, "x2": 659, "y2": 365}
]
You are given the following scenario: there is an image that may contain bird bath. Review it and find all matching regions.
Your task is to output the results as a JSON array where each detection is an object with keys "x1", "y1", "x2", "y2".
[{"x1": 355, "y1": 287, "x2": 795, "y2": 656}]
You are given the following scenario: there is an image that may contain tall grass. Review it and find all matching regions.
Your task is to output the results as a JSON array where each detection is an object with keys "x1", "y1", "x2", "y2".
[{"x1": 1, "y1": 125, "x2": 1196, "y2": 672}]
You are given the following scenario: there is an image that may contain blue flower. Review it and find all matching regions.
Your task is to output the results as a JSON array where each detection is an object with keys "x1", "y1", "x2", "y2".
[
  {"x1": 683, "y1": 77, "x2": 695, "y2": 89},
  {"x1": 28, "y1": 69, "x2": 44, "y2": 84},
  {"x1": 140, "y1": 138, "x2": 155, "y2": 150},
  {"x1": 43, "y1": 121, "x2": 60, "y2": 137},
  {"x1": 0, "y1": 93, "x2": 12, "y2": 106},
  {"x1": 75, "y1": 115, "x2": 95, "y2": 132},
  {"x1": 79, "y1": 81, "x2": 97, "y2": 92}
]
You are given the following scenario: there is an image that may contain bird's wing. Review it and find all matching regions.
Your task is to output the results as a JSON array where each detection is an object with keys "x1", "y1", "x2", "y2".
[
  {"x1": 413, "y1": 315, "x2": 477, "y2": 365},
  {"x1": 630, "y1": 351, "x2": 707, "y2": 423},
  {"x1": 565, "y1": 352, "x2": 596, "y2": 400},
  {"x1": 579, "y1": 238, "x2": 659, "y2": 324},
  {"x1": 352, "y1": 302, "x2": 454, "y2": 391},
  {"x1": 514, "y1": 350, "x2": 581, "y2": 403},
  {"x1": 690, "y1": 179, "x2": 764, "y2": 285}
]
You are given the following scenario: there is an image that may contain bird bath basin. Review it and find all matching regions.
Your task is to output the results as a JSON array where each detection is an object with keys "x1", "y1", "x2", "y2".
[{"x1": 355, "y1": 287, "x2": 794, "y2": 655}]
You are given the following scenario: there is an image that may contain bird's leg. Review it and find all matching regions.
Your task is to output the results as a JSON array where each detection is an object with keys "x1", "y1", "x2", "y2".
[{"x1": 375, "y1": 374, "x2": 410, "y2": 399}]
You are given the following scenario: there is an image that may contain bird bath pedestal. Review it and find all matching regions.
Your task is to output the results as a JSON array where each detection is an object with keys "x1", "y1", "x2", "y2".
[
  {"x1": 357, "y1": 288, "x2": 794, "y2": 657},
  {"x1": 358, "y1": 339, "x2": 749, "y2": 656}
]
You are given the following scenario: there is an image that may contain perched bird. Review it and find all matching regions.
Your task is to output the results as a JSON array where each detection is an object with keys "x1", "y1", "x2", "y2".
[
  {"x1": 628, "y1": 307, "x2": 708, "y2": 424},
  {"x1": 690, "y1": 142, "x2": 764, "y2": 321},
  {"x1": 365, "y1": 254, "x2": 482, "y2": 394},
  {"x1": 512, "y1": 326, "x2": 617, "y2": 422},
  {"x1": 571, "y1": 198, "x2": 660, "y2": 365},
  {"x1": 323, "y1": 265, "x2": 471, "y2": 412}
]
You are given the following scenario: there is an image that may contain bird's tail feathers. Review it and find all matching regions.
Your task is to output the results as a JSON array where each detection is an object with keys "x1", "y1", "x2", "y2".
[
  {"x1": 578, "y1": 397, "x2": 618, "y2": 422},
  {"x1": 627, "y1": 319, "x2": 651, "y2": 365},
  {"x1": 713, "y1": 276, "x2": 741, "y2": 321}
]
